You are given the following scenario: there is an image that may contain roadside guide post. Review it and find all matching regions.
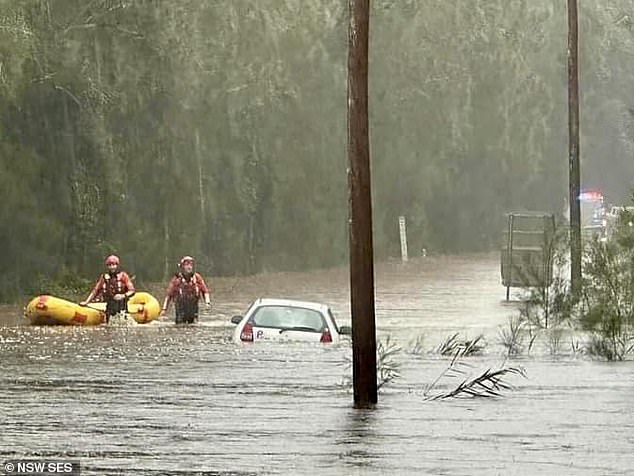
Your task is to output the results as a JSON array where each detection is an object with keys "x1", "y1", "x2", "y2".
[
  {"x1": 347, "y1": 0, "x2": 377, "y2": 407},
  {"x1": 399, "y1": 216, "x2": 409, "y2": 263}
]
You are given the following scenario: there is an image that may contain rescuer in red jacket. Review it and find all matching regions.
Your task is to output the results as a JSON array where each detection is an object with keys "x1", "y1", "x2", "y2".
[
  {"x1": 80, "y1": 255, "x2": 135, "y2": 323},
  {"x1": 161, "y1": 256, "x2": 211, "y2": 324}
]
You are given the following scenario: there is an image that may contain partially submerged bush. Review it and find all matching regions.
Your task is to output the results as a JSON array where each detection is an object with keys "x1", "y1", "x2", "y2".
[
  {"x1": 341, "y1": 335, "x2": 402, "y2": 392},
  {"x1": 546, "y1": 327, "x2": 565, "y2": 356},
  {"x1": 376, "y1": 335, "x2": 402, "y2": 390},
  {"x1": 586, "y1": 333, "x2": 634, "y2": 362},
  {"x1": 518, "y1": 226, "x2": 576, "y2": 330},
  {"x1": 497, "y1": 315, "x2": 526, "y2": 357},
  {"x1": 578, "y1": 205, "x2": 634, "y2": 360},
  {"x1": 514, "y1": 193, "x2": 634, "y2": 361}
]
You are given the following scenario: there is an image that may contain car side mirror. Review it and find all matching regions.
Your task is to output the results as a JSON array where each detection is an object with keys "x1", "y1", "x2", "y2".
[
  {"x1": 339, "y1": 325, "x2": 351, "y2": 336},
  {"x1": 231, "y1": 315, "x2": 242, "y2": 325}
]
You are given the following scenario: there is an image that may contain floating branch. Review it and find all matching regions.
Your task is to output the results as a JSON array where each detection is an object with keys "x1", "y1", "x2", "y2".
[
  {"x1": 424, "y1": 343, "x2": 526, "y2": 400},
  {"x1": 425, "y1": 365, "x2": 526, "y2": 401}
]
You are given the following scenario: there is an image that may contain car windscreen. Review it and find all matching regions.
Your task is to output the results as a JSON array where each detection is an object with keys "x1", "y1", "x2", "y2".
[{"x1": 250, "y1": 306, "x2": 326, "y2": 332}]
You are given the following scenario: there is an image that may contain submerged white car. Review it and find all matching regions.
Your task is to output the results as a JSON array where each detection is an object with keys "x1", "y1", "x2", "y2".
[{"x1": 230, "y1": 298, "x2": 351, "y2": 343}]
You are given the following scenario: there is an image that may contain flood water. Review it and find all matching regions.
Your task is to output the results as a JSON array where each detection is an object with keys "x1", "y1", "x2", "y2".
[{"x1": 1, "y1": 254, "x2": 633, "y2": 475}]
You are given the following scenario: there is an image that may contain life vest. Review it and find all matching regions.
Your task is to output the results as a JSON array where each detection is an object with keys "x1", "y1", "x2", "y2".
[
  {"x1": 101, "y1": 271, "x2": 127, "y2": 299},
  {"x1": 175, "y1": 272, "x2": 202, "y2": 300}
]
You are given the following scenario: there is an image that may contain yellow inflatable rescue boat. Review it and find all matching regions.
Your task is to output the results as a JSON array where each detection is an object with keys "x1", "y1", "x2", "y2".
[{"x1": 24, "y1": 292, "x2": 161, "y2": 326}]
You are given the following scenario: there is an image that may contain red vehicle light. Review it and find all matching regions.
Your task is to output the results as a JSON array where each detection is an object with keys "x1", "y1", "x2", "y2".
[
  {"x1": 240, "y1": 322, "x2": 254, "y2": 342},
  {"x1": 320, "y1": 328, "x2": 333, "y2": 343},
  {"x1": 579, "y1": 190, "x2": 603, "y2": 201}
]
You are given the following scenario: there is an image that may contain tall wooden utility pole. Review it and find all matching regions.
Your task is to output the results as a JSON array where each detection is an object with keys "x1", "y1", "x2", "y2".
[
  {"x1": 347, "y1": 0, "x2": 377, "y2": 408},
  {"x1": 568, "y1": 0, "x2": 582, "y2": 294}
]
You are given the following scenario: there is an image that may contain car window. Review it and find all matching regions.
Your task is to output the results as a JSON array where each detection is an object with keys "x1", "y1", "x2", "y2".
[{"x1": 250, "y1": 306, "x2": 326, "y2": 332}]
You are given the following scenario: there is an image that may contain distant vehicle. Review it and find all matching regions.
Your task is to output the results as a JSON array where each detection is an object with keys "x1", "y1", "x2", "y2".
[
  {"x1": 230, "y1": 298, "x2": 351, "y2": 344},
  {"x1": 606, "y1": 205, "x2": 634, "y2": 239},
  {"x1": 579, "y1": 190, "x2": 607, "y2": 242},
  {"x1": 607, "y1": 205, "x2": 634, "y2": 218}
]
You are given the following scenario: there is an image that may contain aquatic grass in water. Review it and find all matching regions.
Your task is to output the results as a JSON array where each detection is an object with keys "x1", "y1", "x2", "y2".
[
  {"x1": 546, "y1": 327, "x2": 564, "y2": 356},
  {"x1": 570, "y1": 335, "x2": 584, "y2": 356},
  {"x1": 435, "y1": 333, "x2": 485, "y2": 356},
  {"x1": 435, "y1": 332, "x2": 460, "y2": 355},
  {"x1": 498, "y1": 315, "x2": 525, "y2": 357},
  {"x1": 461, "y1": 334, "x2": 486, "y2": 356},
  {"x1": 407, "y1": 334, "x2": 425, "y2": 355}
]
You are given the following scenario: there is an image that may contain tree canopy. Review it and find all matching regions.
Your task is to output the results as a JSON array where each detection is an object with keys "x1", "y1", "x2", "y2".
[{"x1": 0, "y1": 0, "x2": 632, "y2": 299}]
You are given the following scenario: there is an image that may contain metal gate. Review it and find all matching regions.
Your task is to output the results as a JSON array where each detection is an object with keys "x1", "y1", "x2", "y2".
[{"x1": 501, "y1": 212, "x2": 555, "y2": 300}]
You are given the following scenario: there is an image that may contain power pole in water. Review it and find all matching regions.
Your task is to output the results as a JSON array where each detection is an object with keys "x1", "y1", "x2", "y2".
[
  {"x1": 567, "y1": 0, "x2": 582, "y2": 294},
  {"x1": 347, "y1": 0, "x2": 377, "y2": 408}
]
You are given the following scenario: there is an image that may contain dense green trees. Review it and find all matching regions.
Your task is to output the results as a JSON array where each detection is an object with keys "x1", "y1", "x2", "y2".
[{"x1": 0, "y1": 0, "x2": 632, "y2": 299}]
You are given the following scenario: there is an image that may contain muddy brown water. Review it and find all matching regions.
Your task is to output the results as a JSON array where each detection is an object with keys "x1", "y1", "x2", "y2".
[{"x1": 1, "y1": 254, "x2": 633, "y2": 475}]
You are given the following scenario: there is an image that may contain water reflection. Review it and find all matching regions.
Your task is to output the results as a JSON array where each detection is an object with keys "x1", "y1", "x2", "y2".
[{"x1": 336, "y1": 409, "x2": 379, "y2": 470}]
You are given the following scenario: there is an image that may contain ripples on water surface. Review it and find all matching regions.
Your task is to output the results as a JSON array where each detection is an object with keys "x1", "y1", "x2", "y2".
[{"x1": 1, "y1": 255, "x2": 634, "y2": 475}]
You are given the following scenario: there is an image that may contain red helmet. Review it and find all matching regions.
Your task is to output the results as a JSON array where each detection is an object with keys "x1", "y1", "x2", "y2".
[
  {"x1": 105, "y1": 255, "x2": 120, "y2": 266},
  {"x1": 179, "y1": 256, "x2": 195, "y2": 267}
]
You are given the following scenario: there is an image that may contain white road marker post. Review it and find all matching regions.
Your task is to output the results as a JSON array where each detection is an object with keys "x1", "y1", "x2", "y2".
[{"x1": 398, "y1": 216, "x2": 408, "y2": 263}]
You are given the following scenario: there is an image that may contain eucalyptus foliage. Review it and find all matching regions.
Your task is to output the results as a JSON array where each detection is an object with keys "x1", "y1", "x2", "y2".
[{"x1": 1, "y1": 1, "x2": 632, "y2": 300}]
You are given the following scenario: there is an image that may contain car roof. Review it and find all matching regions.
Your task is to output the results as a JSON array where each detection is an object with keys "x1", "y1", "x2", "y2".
[{"x1": 251, "y1": 298, "x2": 329, "y2": 313}]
